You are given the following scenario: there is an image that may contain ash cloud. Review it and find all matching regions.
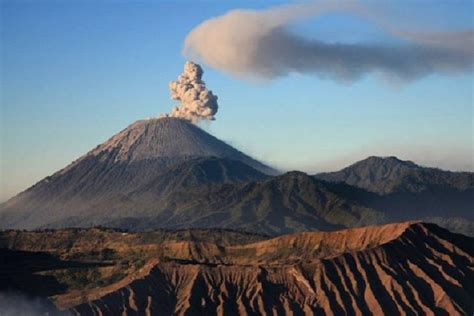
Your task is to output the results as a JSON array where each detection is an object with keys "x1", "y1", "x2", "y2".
[
  {"x1": 164, "y1": 61, "x2": 218, "y2": 122},
  {"x1": 183, "y1": 3, "x2": 474, "y2": 81}
]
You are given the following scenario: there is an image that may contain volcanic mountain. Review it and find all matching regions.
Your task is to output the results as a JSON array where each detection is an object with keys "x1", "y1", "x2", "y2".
[
  {"x1": 0, "y1": 118, "x2": 275, "y2": 229},
  {"x1": 315, "y1": 156, "x2": 474, "y2": 235},
  {"x1": 315, "y1": 156, "x2": 473, "y2": 194},
  {"x1": 1, "y1": 222, "x2": 472, "y2": 315},
  {"x1": 1, "y1": 120, "x2": 472, "y2": 236}
]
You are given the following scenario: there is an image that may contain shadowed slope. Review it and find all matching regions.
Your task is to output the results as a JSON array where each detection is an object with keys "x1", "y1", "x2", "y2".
[
  {"x1": 135, "y1": 171, "x2": 385, "y2": 235},
  {"x1": 36, "y1": 171, "x2": 385, "y2": 235}
]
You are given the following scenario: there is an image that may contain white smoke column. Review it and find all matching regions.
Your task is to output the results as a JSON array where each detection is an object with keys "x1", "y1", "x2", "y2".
[{"x1": 166, "y1": 61, "x2": 218, "y2": 122}]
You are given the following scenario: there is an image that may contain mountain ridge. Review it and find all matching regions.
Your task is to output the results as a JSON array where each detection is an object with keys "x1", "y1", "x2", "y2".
[
  {"x1": 69, "y1": 221, "x2": 474, "y2": 315},
  {"x1": 315, "y1": 155, "x2": 473, "y2": 194},
  {"x1": 1, "y1": 222, "x2": 471, "y2": 315},
  {"x1": 1, "y1": 120, "x2": 472, "y2": 236},
  {"x1": 30, "y1": 170, "x2": 385, "y2": 235}
]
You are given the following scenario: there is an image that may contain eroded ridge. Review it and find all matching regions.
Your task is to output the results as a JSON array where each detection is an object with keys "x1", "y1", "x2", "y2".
[{"x1": 56, "y1": 222, "x2": 473, "y2": 315}]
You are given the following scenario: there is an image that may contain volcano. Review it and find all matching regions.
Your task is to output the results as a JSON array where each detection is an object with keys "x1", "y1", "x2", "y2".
[
  {"x1": 1, "y1": 119, "x2": 472, "y2": 235},
  {"x1": 0, "y1": 117, "x2": 388, "y2": 234},
  {"x1": 0, "y1": 118, "x2": 276, "y2": 229},
  {"x1": 67, "y1": 117, "x2": 274, "y2": 172}
]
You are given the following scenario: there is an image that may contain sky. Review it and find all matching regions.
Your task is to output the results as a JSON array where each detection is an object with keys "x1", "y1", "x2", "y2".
[{"x1": 1, "y1": 0, "x2": 473, "y2": 202}]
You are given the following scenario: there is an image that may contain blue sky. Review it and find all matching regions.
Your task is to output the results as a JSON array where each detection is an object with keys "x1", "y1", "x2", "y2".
[{"x1": 1, "y1": 0, "x2": 473, "y2": 201}]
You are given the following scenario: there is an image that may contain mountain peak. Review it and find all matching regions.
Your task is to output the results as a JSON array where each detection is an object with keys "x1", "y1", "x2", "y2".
[
  {"x1": 315, "y1": 155, "x2": 472, "y2": 194},
  {"x1": 87, "y1": 117, "x2": 219, "y2": 162},
  {"x1": 314, "y1": 155, "x2": 421, "y2": 194},
  {"x1": 357, "y1": 156, "x2": 419, "y2": 169},
  {"x1": 67, "y1": 117, "x2": 276, "y2": 175},
  {"x1": 318, "y1": 156, "x2": 422, "y2": 189}
]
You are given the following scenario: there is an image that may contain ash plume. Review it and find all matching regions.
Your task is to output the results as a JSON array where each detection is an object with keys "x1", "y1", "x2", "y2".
[
  {"x1": 164, "y1": 61, "x2": 218, "y2": 122},
  {"x1": 183, "y1": 3, "x2": 474, "y2": 81}
]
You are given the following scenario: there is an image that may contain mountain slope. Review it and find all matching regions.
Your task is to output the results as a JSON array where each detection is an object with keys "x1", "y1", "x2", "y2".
[
  {"x1": 134, "y1": 156, "x2": 267, "y2": 199},
  {"x1": 2, "y1": 222, "x2": 471, "y2": 315},
  {"x1": 9, "y1": 151, "x2": 470, "y2": 236},
  {"x1": 2, "y1": 125, "x2": 472, "y2": 236},
  {"x1": 36, "y1": 171, "x2": 386, "y2": 235},
  {"x1": 314, "y1": 156, "x2": 474, "y2": 235},
  {"x1": 0, "y1": 118, "x2": 274, "y2": 229},
  {"x1": 138, "y1": 171, "x2": 386, "y2": 235},
  {"x1": 315, "y1": 156, "x2": 473, "y2": 194},
  {"x1": 45, "y1": 166, "x2": 472, "y2": 236}
]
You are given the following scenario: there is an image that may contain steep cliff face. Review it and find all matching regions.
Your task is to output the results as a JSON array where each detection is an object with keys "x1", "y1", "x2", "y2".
[{"x1": 65, "y1": 222, "x2": 473, "y2": 315}]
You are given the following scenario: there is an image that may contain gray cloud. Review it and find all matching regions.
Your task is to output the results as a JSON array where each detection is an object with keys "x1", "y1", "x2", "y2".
[{"x1": 183, "y1": 3, "x2": 473, "y2": 81}]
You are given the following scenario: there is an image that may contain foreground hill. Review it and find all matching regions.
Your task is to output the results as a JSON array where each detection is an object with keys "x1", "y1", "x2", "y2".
[{"x1": 0, "y1": 222, "x2": 472, "y2": 315}]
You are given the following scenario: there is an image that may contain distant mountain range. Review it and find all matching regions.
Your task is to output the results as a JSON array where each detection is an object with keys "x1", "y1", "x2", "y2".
[
  {"x1": 315, "y1": 155, "x2": 472, "y2": 194},
  {"x1": 314, "y1": 156, "x2": 474, "y2": 235},
  {"x1": 1, "y1": 117, "x2": 472, "y2": 235},
  {"x1": 1, "y1": 222, "x2": 472, "y2": 314}
]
